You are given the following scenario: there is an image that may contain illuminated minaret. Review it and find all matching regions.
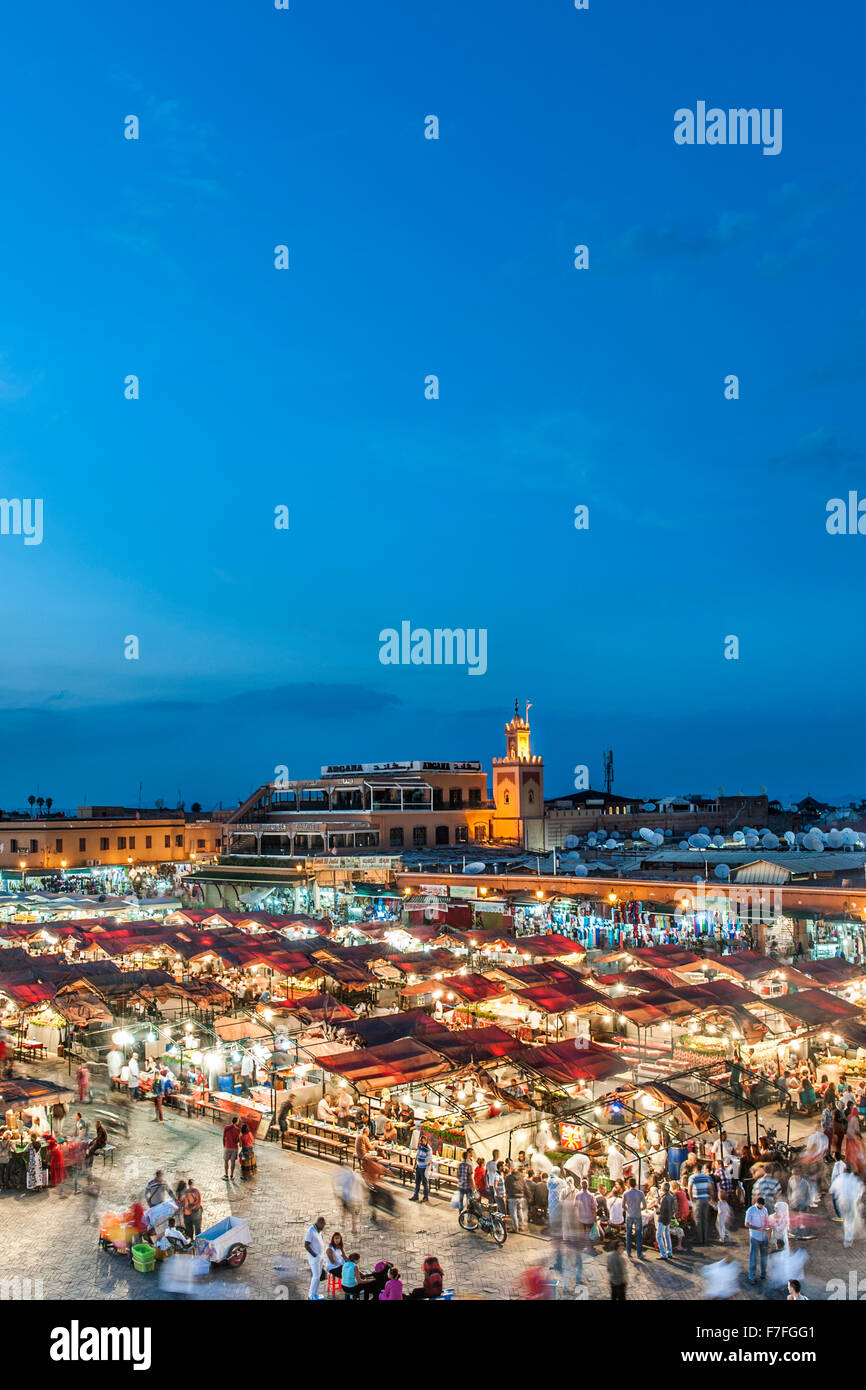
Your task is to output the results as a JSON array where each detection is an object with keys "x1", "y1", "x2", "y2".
[{"x1": 492, "y1": 699, "x2": 545, "y2": 849}]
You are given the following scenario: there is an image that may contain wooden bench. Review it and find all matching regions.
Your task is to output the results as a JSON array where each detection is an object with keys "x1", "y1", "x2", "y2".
[{"x1": 281, "y1": 1128, "x2": 349, "y2": 1164}]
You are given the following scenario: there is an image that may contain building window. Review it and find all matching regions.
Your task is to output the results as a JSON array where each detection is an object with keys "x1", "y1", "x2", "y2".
[
  {"x1": 145, "y1": 835, "x2": 152, "y2": 849},
  {"x1": 435, "y1": 825, "x2": 449, "y2": 845},
  {"x1": 55, "y1": 838, "x2": 63, "y2": 852},
  {"x1": 117, "y1": 836, "x2": 127, "y2": 850},
  {"x1": 455, "y1": 825, "x2": 469, "y2": 844},
  {"x1": 504, "y1": 791, "x2": 510, "y2": 806},
  {"x1": 129, "y1": 836, "x2": 135, "y2": 850},
  {"x1": 164, "y1": 835, "x2": 171, "y2": 848},
  {"x1": 9, "y1": 839, "x2": 16, "y2": 853},
  {"x1": 30, "y1": 839, "x2": 38, "y2": 853},
  {"x1": 449, "y1": 788, "x2": 463, "y2": 807},
  {"x1": 412, "y1": 826, "x2": 427, "y2": 847},
  {"x1": 100, "y1": 837, "x2": 109, "y2": 852},
  {"x1": 175, "y1": 834, "x2": 183, "y2": 847},
  {"x1": 389, "y1": 827, "x2": 404, "y2": 848},
  {"x1": 197, "y1": 838, "x2": 205, "y2": 849},
  {"x1": 78, "y1": 838, "x2": 86, "y2": 852},
  {"x1": 468, "y1": 788, "x2": 481, "y2": 806},
  {"x1": 528, "y1": 790, "x2": 534, "y2": 805},
  {"x1": 474, "y1": 824, "x2": 487, "y2": 841}
]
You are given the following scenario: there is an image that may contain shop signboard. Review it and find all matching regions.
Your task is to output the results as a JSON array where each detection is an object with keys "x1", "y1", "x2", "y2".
[{"x1": 559, "y1": 1122, "x2": 582, "y2": 1151}]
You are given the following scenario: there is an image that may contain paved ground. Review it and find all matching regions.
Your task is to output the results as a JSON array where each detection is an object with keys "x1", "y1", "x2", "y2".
[{"x1": 1, "y1": 1061, "x2": 864, "y2": 1302}]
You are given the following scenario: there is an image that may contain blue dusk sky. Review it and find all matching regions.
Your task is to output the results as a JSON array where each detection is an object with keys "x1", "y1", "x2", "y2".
[{"x1": 0, "y1": 0, "x2": 863, "y2": 811}]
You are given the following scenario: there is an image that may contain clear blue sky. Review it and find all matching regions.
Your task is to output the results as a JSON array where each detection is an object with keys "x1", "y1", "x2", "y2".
[{"x1": 0, "y1": 0, "x2": 862, "y2": 811}]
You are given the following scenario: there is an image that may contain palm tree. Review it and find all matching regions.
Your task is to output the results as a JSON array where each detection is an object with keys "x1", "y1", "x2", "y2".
[
  {"x1": 45, "y1": 797, "x2": 53, "y2": 814},
  {"x1": 27, "y1": 795, "x2": 35, "y2": 817},
  {"x1": 191, "y1": 802, "x2": 202, "y2": 817},
  {"x1": 36, "y1": 797, "x2": 44, "y2": 816}
]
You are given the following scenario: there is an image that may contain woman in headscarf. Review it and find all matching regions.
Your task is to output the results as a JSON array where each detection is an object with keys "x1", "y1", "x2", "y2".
[
  {"x1": 845, "y1": 1102, "x2": 864, "y2": 1173},
  {"x1": 47, "y1": 1135, "x2": 67, "y2": 1187},
  {"x1": 26, "y1": 1137, "x2": 44, "y2": 1190}
]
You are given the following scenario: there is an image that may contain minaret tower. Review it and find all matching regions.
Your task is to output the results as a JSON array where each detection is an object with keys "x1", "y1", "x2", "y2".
[{"x1": 492, "y1": 699, "x2": 545, "y2": 849}]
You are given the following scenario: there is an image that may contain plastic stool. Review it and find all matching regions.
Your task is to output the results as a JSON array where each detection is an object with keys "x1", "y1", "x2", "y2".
[
  {"x1": 327, "y1": 1271, "x2": 342, "y2": 1295},
  {"x1": 97, "y1": 1146, "x2": 116, "y2": 1167}
]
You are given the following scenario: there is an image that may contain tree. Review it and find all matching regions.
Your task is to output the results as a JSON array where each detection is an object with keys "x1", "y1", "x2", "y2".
[
  {"x1": 191, "y1": 802, "x2": 202, "y2": 817},
  {"x1": 155, "y1": 798, "x2": 165, "y2": 810},
  {"x1": 45, "y1": 797, "x2": 53, "y2": 814},
  {"x1": 36, "y1": 797, "x2": 44, "y2": 815},
  {"x1": 27, "y1": 796, "x2": 35, "y2": 817}
]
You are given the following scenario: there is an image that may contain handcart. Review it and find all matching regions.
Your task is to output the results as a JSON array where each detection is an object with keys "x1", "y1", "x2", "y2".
[{"x1": 194, "y1": 1215, "x2": 251, "y2": 1268}]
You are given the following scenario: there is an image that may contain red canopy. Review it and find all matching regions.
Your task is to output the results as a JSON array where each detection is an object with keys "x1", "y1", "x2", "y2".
[
  {"x1": 319, "y1": 1038, "x2": 449, "y2": 1091},
  {"x1": 439, "y1": 973, "x2": 507, "y2": 1004},
  {"x1": 511, "y1": 1039, "x2": 630, "y2": 1086},
  {"x1": 517, "y1": 934, "x2": 585, "y2": 959}
]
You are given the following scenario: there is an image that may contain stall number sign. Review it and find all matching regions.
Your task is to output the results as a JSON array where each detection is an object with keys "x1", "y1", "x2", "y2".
[{"x1": 559, "y1": 1122, "x2": 583, "y2": 1151}]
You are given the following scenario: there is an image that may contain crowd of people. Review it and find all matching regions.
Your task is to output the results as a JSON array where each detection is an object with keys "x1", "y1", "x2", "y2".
[{"x1": 303, "y1": 1214, "x2": 445, "y2": 1300}]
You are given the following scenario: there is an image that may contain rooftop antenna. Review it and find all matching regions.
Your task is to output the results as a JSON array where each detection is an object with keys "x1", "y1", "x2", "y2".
[{"x1": 603, "y1": 749, "x2": 614, "y2": 795}]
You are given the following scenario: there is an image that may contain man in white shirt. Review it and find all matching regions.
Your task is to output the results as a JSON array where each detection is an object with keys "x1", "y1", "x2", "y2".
[
  {"x1": 304, "y1": 1216, "x2": 326, "y2": 1300},
  {"x1": 485, "y1": 1149, "x2": 501, "y2": 1191},
  {"x1": 528, "y1": 1010, "x2": 543, "y2": 1034},
  {"x1": 240, "y1": 1050, "x2": 256, "y2": 1095},
  {"x1": 106, "y1": 1048, "x2": 123, "y2": 1082},
  {"x1": 317, "y1": 1095, "x2": 337, "y2": 1124},
  {"x1": 128, "y1": 1053, "x2": 140, "y2": 1100},
  {"x1": 564, "y1": 1150, "x2": 591, "y2": 1183},
  {"x1": 607, "y1": 1144, "x2": 626, "y2": 1185}
]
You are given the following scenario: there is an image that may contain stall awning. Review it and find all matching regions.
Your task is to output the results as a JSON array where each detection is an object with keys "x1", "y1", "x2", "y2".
[
  {"x1": 439, "y1": 973, "x2": 508, "y2": 1005},
  {"x1": 0, "y1": 1075, "x2": 76, "y2": 1110},
  {"x1": 517, "y1": 934, "x2": 586, "y2": 960},
  {"x1": 348, "y1": 1010, "x2": 451, "y2": 1047},
  {"x1": 285, "y1": 993, "x2": 357, "y2": 1024},
  {"x1": 511, "y1": 1039, "x2": 630, "y2": 1086},
  {"x1": 319, "y1": 1038, "x2": 450, "y2": 1091},
  {"x1": 213, "y1": 1015, "x2": 273, "y2": 1042},
  {"x1": 429, "y1": 1025, "x2": 524, "y2": 1067},
  {"x1": 772, "y1": 988, "x2": 863, "y2": 1027}
]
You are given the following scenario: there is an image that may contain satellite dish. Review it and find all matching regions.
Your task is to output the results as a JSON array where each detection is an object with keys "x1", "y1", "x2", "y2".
[
  {"x1": 714, "y1": 864, "x2": 731, "y2": 880},
  {"x1": 802, "y1": 833, "x2": 823, "y2": 853},
  {"x1": 698, "y1": 827, "x2": 710, "y2": 837},
  {"x1": 688, "y1": 834, "x2": 710, "y2": 848},
  {"x1": 604, "y1": 839, "x2": 618, "y2": 849},
  {"x1": 692, "y1": 875, "x2": 703, "y2": 883},
  {"x1": 639, "y1": 828, "x2": 655, "y2": 843},
  {"x1": 572, "y1": 864, "x2": 588, "y2": 877},
  {"x1": 783, "y1": 831, "x2": 796, "y2": 846},
  {"x1": 641, "y1": 803, "x2": 656, "y2": 812},
  {"x1": 841, "y1": 828, "x2": 858, "y2": 845},
  {"x1": 679, "y1": 841, "x2": 689, "y2": 849},
  {"x1": 744, "y1": 833, "x2": 759, "y2": 848},
  {"x1": 651, "y1": 832, "x2": 664, "y2": 846},
  {"x1": 827, "y1": 829, "x2": 843, "y2": 848},
  {"x1": 564, "y1": 835, "x2": 579, "y2": 849},
  {"x1": 712, "y1": 835, "x2": 725, "y2": 848},
  {"x1": 464, "y1": 862, "x2": 486, "y2": 874},
  {"x1": 761, "y1": 833, "x2": 780, "y2": 850},
  {"x1": 733, "y1": 831, "x2": 745, "y2": 844}
]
